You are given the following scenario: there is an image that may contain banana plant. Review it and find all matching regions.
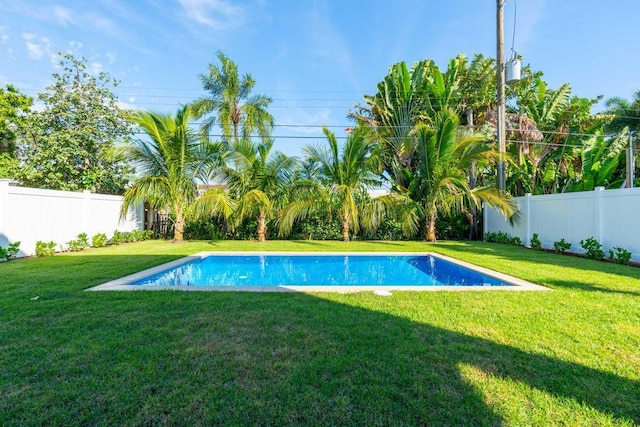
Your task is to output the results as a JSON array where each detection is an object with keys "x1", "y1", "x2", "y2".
[{"x1": 566, "y1": 129, "x2": 629, "y2": 192}]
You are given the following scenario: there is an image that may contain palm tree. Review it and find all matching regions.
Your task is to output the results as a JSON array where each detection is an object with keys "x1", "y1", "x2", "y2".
[
  {"x1": 222, "y1": 139, "x2": 297, "y2": 242},
  {"x1": 119, "y1": 106, "x2": 230, "y2": 242},
  {"x1": 384, "y1": 108, "x2": 518, "y2": 242},
  {"x1": 191, "y1": 51, "x2": 274, "y2": 145},
  {"x1": 605, "y1": 90, "x2": 640, "y2": 134},
  {"x1": 279, "y1": 126, "x2": 382, "y2": 242}
]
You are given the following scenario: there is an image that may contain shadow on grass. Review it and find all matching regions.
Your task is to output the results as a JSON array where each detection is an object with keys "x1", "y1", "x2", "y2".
[
  {"x1": 1, "y1": 250, "x2": 639, "y2": 424},
  {"x1": 544, "y1": 280, "x2": 640, "y2": 297},
  {"x1": 434, "y1": 241, "x2": 640, "y2": 283}
]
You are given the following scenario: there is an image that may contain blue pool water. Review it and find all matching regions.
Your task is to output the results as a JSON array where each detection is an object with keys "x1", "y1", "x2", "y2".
[{"x1": 131, "y1": 254, "x2": 511, "y2": 287}]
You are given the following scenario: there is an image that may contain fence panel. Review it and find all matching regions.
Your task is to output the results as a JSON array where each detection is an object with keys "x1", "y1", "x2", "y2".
[
  {"x1": 484, "y1": 187, "x2": 640, "y2": 262},
  {"x1": 0, "y1": 180, "x2": 143, "y2": 258}
]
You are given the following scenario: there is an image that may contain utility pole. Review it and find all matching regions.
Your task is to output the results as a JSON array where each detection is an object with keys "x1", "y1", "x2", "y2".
[
  {"x1": 467, "y1": 108, "x2": 478, "y2": 240},
  {"x1": 497, "y1": 0, "x2": 506, "y2": 191}
]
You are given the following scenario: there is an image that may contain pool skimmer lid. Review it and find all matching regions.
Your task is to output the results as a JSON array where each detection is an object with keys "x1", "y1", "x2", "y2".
[{"x1": 374, "y1": 290, "x2": 393, "y2": 297}]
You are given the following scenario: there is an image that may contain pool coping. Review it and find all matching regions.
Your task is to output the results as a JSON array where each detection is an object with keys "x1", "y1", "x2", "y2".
[{"x1": 86, "y1": 251, "x2": 551, "y2": 292}]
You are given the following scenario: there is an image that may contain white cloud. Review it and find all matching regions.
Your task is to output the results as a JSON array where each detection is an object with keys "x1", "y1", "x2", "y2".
[
  {"x1": 69, "y1": 41, "x2": 84, "y2": 50},
  {"x1": 105, "y1": 52, "x2": 117, "y2": 64},
  {"x1": 52, "y1": 6, "x2": 74, "y2": 25},
  {"x1": 0, "y1": 26, "x2": 8, "y2": 44},
  {"x1": 178, "y1": 0, "x2": 245, "y2": 29},
  {"x1": 83, "y1": 12, "x2": 119, "y2": 37},
  {"x1": 90, "y1": 62, "x2": 104, "y2": 74},
  {"x1": 21, "y1": 32, "x2": 37, "y2": 41},
  {"x1": 21, "y1": 33, "x2": 55, "y2": 62},
  {"x1": 25, "y1": 42, "x2": 44, "y2": 59}
]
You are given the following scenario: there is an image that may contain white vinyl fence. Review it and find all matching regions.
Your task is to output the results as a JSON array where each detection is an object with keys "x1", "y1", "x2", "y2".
[
  {"x1": 0, "y1": 179, "x2": 143, "y2": 258},
  {"x1": 484, "y1": 186, "x2": 640, "y2": 262}
]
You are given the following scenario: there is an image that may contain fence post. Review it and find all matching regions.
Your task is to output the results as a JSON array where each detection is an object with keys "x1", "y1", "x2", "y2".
[
  {"x1": 483, "y1": 202, "x2": 488, "y2": 239},
  {"x1": 524, "y1": 193, "x2": 531, "y2": 247},
  {"x1": 82, "y1": 190, "x2": 91, "y2": 235},
  {"x1": 0, "y1": 179, "x2": 12, "y2": 247},
  {"x1": 595, "y1": 186, "x2": 605, "y2": 244}
]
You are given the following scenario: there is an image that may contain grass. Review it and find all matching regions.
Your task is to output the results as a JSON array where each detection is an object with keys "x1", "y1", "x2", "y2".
[{"x1": 1, "y1": 239, "x2": 639, "y2": 425}]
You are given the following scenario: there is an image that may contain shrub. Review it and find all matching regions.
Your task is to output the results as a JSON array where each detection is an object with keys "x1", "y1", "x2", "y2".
[
  {"x1": 0, "y1": 241, "x2": 20, "y2": 261},
  {"x1": 484, "y1": 231, "x2": 521, "y2": 245},
  {"x1": 110, "y1": 230, "x2": 125, "y2": 245},
  {"x1": 130, "y1": 229, "x2": 144, "y2": 242},
  {"x1": 580, "y1": 237, "x2": 605, "y2": 260},
  {"x1": 66, "y1": 233, "x2": 90, "y2": 252},
  {"x1": 66, "y1": 239, "x2": 83, "y2": 252},
  {"x1": 608, "y1": 246, "x2": 632, "y2": 265},
  {"x1": 76, "y1": 233, "x2": 89, "y2": 248},
  {"x1": 184, "y1": 218, "x2": 228, "y2": 240},
  {"x1": 92, "y1": 233, "x2": 108, "y2": 248},
  {"x1": 35, "y1": 241, "x2": 57, "y2": 257},
  {"x1": 553, "y1": 238, "x2": 571, "y2": 254},
  {"x1": 530, "y1": 233, "x2": 542, "y2": 250}
]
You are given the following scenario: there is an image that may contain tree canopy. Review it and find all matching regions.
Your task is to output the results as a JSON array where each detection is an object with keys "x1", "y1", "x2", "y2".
[
  {"x1": 0, "y1": 85, "x2": 32, "y2": 178},
  {"x1": 13, "y1": 53, "x2": 133, "y2": 194}
]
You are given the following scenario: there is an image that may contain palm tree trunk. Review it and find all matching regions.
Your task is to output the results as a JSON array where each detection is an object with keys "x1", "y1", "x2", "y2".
[
  {"x1": 257, "y1": 214, "x2": 266, "y2": 242},
  {"x1": 174, "y1": 209, "x2": 184, "y2": 243},
  {"x1": 342, "y1": 220, "x2": 350, "y2": 242},
  {"x1": 425, "y1": 210, "x2": 437, "y2": 242}
]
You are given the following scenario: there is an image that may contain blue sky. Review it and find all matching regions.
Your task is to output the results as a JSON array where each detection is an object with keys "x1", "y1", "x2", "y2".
[{"x1": 1, "y1": 0, "x2": 639, "y2": 157}]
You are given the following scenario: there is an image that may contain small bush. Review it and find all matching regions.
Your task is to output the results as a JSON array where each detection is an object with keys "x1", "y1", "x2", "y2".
[
  {"x1": 35, "y1": 241, "x2": 57, "y2": 257},
  {"x1": 66, "y1": 233, "x2": 90, "y2": 252},
  {"x1": 608, "y1": 246, "x2": 632, "y2": 265},
  {"x1": 484, "y1": 231, "x2": 521, "y2": 245},
  {"x1": 92, "y1": 233, "x2": 108, "y2": 248},
  {"x1": 580, "y1": 237, "x2": 605, "y2": 260},
  {"x1": 530, "y1": 233, "x2": 542, "y2": 250},
  {"x1": 0, "y1": 241, "x2": 20, "y2": 261},
  {"x1": 553, "y1": 238, "x2": 571, "y2": 254},
  {"x1": 110, "y1": 230, "x2": 125, "y2": 245},
  {"x1": 66, "y1": 239, "x2": 83, "y2": 252},
  {"x1": 76, "y1": 233, "x2": 90, "y2": 248}
]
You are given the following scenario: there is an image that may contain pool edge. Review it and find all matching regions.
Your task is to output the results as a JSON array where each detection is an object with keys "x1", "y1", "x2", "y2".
[{"x1": 86, "y1": 251, "x2": 551, "y2": 292}]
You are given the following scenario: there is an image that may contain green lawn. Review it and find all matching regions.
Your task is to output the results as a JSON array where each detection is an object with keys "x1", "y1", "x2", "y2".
[{"x1": 1, "y1": 240, "x2": 639, "y2": 426}]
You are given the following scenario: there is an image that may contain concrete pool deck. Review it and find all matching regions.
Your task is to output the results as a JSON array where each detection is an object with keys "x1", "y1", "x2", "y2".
[{"x1": 86, "y1": 251, "x2": 551, "y2": 292}]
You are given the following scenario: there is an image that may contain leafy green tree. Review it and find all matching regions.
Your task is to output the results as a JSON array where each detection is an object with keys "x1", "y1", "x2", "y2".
[
  {"x1": 382, "y1": 109, "x2": 517, "y2": 242},
  {"x1": 120, "y1": 106, "x2": 230, "y2": 242},
  {"x1": 0, "y1": 85, "x2": 32, "y2": 157},
  {"x1": 192, "y1": 51, "x2": 274, "y2": 144},
  {"x1": 565, "y1": 129, "x2": 628, "y2": 192},
  {"x1": 279, "y1": 126, "x2": 382, "y2": 242},
  {"x1": 14, "y1": 54, "x2": 132, "y2": 193},
  {"x1": 221, "y1": 139, "x2": 297, "y2": 242},
  {"x1": 504, "y1": 75, "x2": 607, "y2": 195},
  {"x1": 0, "y1": 85, "x2": 33, "y2": 178},
  {"x1": 350, "y1": 57, "x2": 467, "y2": 190}
]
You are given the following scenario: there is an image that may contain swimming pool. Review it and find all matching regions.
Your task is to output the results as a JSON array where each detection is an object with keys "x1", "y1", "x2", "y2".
[{"x1": 88, "y1": 252, "x2": 549, "y2": 292}]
